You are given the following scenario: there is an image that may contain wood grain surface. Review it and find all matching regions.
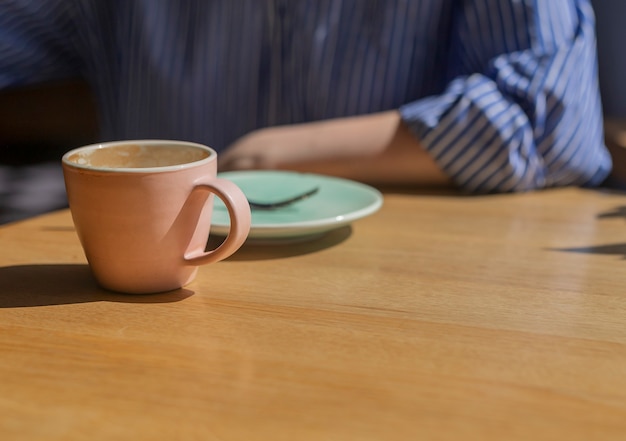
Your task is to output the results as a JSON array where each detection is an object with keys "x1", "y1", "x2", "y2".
[{"x1": 1, "y1": 188, "x2": 626, "y2": 440}]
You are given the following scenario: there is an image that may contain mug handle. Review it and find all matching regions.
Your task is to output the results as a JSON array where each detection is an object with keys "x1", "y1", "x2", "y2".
[{"x1": 183, "y1": 177, "x2": 251, "y2": 265}]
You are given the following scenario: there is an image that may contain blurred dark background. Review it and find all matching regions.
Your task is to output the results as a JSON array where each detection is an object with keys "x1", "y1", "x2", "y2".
[
  {"x1": 0, "y1": 80, "x2": 98, "y2": 224},
  {"x1": 592, "y1": 0, "x2": 626, "y2": 184},
  {"x1": 593, "y1": 0, "x2": 626, "y2": 118}
]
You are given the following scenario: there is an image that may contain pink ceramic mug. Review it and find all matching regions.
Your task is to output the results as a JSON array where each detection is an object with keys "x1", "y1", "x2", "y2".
[{"x1": 62, "y1": 140, "x2": 251, "y2": 294}]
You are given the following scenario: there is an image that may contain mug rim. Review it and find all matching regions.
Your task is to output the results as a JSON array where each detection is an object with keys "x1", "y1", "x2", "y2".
[{"x1": 62, "y1": 139, "x2": 216, "y2": 173}]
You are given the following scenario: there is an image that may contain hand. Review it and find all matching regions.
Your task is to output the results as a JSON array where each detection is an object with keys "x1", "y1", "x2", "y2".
[{"x1": 219, "y1": 124, "x2": 323, "y2": 171}]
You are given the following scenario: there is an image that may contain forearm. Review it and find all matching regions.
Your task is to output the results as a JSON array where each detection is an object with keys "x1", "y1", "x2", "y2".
[
  {"x1": 284, "y1": 111, "x2": 450, "y2": 185},
  {"x1": 220, "y1": 110, "x2": 451, "y2": 187}
]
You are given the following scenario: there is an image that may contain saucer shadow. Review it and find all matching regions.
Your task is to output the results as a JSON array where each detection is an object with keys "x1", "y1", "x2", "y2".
[
  {"x1": 549, "y1": 243, "x2": 626, "y2": 259},
  {"x1": 0, "y1": 264, "x2": 194, "y2": 308},
  {"x1": 208, "y1": 225, "x2": 352, "y2": 261}
]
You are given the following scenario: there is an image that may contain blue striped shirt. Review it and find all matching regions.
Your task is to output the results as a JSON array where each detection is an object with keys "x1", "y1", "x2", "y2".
[{"x1": 0, "y1": 0, "x2": 611, "y2": 192}]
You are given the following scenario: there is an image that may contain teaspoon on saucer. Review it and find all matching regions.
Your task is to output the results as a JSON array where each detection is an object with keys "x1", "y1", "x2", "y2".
[{"x1": 246, "y1": 187, "x2": 319, "y2": 210}]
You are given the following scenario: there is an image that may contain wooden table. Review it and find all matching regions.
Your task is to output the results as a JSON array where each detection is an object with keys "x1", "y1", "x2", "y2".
[{"x1": 2, "y1": 187, "x2": 626, "y2": 440}]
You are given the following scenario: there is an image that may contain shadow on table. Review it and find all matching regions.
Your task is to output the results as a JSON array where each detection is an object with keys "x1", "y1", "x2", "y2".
[
  {"x1": 550, "y1": 204, "x2": 626, "y2": 258},
  {"x1": 597, "y1": 205, "x2": 626, "y2": 221},
  {"x1": 0, "y1": 264, "x2": 193, "y2": 308},
  {"x1": 551, "y1": 243, "x2": 626, "y2": 258},
  {"x1": 208, "y1": 225, "x2": 353, "y2": 261}
]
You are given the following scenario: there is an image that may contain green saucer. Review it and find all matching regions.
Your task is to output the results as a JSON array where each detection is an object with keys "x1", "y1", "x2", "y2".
[{"x1": 211, "y1": 170, "x2": 383, "y2": 239}]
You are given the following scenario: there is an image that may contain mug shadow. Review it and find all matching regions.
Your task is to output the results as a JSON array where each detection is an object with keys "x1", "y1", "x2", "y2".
[
  {"x1": 0, "y1": 264, "x2": 194, "y2": 308},
  {"x1": 208, "y1": 225, "x2": 352, "y2": 261}
]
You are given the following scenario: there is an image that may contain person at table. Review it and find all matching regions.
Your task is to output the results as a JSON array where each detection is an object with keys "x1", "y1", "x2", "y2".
[{"x1": 0, "y1": 0, "x2": 611, "y2": 194}]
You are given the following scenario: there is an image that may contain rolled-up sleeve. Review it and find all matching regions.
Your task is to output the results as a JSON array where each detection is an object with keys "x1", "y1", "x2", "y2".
[{"x1": 401, "y1": 0, "x2": 611, "y2": 192}]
